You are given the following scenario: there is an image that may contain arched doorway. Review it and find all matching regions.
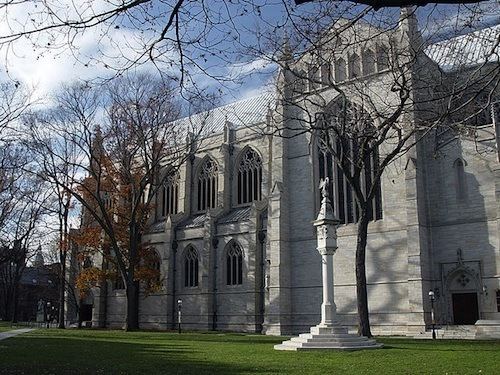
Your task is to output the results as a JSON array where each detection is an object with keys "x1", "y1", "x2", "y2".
[{"x1": 445, "y1": 267, "x2": 481, "y2": 325}]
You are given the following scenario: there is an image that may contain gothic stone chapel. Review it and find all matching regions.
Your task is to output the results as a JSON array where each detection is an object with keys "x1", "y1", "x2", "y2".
[{"x1": 67, "y1": 13, "x2": 500, "y2": 338}]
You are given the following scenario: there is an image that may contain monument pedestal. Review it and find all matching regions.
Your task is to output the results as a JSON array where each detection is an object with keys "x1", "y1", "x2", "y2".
[
  {"x1": 274, "y1": 325, "x2": 383, "y2": 351},
  {"x1": 275, "y1": 178, "x2": 382, "y2": 351}
]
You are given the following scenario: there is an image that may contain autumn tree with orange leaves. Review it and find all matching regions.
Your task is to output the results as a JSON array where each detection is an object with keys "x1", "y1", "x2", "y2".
[{"x1": 26, "y1": 73, "x2": 203, "y2": 330}]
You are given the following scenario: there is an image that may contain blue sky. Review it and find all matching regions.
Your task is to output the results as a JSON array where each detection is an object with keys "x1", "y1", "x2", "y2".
[{"x1": 0, "y1": 1, "x2": 498, "y2": 109}]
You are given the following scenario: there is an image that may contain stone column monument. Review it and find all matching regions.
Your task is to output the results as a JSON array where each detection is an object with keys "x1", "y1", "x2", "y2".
[{"x1": 275, "y1": 178, "x2": 382, "y2": 351}]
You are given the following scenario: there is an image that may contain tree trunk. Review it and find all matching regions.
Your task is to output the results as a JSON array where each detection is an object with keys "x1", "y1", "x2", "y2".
[
  {"x1": 356, "y1": 209, "x2": 372, "y2": 338},
  {"x1": 125, "y1": 279, "x2": 140, "y2": 331},
  {"x1": 58, "y1": 261, "x2": 66, "y2": 329},
  {"x1": 58, "y1": 204, "x2": 69, "y2": 329},
  {"x1": 10, "y1": 277, "x2": 19, "y2": 323},
  {"x1": 77, "y1": 299, "x2": 82, "y2": 329}
]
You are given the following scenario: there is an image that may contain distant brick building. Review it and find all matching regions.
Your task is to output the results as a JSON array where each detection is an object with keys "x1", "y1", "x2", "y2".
[{"x1": 0, "y1": 247, "x2": 59, "y2": 322}]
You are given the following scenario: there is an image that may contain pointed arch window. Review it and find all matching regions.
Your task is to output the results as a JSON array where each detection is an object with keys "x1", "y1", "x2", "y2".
[
  {"x1": 226, "y1": 241, "x2": 243, "y2": 285},
  {"x1": 376, "y1": 45, "x2": 389, "y2": 71},
  {"x1": 113, "y1": 266, "x2": 125, "y2": 290},
  {"x1": 308, "y1": 64, "x2": 320, "y2": 91},
  {"x1": 237, "y1": 148, "x2": 262, "y2": 205},
  {"x1": 291, "y1": 69, "x2": 306, "y2": 96},
  {"x1": 184, "y1": 247, "x2": 199, "y2": 287},
  {"x1": 317, "y1": 101, "x2": 383, "y2": 224},
  {"x1": 160, "y1": 170, "x2": 179, "y2": 217},
  {"x1": 197, "y1": 158, "x2": 218, "y2": 211},
  {"x1": 348, "y1": 53, "x2": 361, "y2": 79},
  {"x1": 320, "y1": 63, "x2": 331, "y2": 86},
  {"x1": 149, "y1": 251, "x2": 162, "y2": 284},
  {"x1": 362, "y1": 49, "x2": 376, "y2": 75},
  {"x1": 334, "y1": 58, "x2": 346, "y2": 82}
]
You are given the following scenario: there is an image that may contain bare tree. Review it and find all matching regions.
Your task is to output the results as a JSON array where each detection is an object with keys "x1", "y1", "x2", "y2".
[
  {"x1": 0, "y1": 81, "x2": 31, "y2": 138},
  {"x1": 26, "y1": 73, "x2": 204, "y2": 330},
  {"x1": 0, "y1": 1, "x2": 494, "y2": 102},
  {"x1": 0, "y1": 174, "x2": 50, "y2": 322}
]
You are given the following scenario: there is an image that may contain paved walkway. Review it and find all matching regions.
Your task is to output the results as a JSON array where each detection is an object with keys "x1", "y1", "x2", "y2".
[{"x1": 0, "y1": 328, "x2": 35, "y2": 340}]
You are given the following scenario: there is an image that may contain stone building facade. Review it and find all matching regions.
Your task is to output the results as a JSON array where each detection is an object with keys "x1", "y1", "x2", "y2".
[{"x1": 67, "y1": 14, "x2": 500, "y2": 336}]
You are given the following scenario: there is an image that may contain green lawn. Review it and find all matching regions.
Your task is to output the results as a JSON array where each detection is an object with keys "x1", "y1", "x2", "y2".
[{"x1": 0, "y1": 329, "x2": 499, "y2": 374}]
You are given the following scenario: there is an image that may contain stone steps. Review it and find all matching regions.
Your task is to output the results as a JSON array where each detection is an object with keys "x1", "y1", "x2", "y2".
[
  {"x1": 275, "y1": 325, "x2": 384, "y2": 351},
  {"x1": 275, "y1": 338, "x2": 382, "y2": 351},
  {"x1": 294, "y1": 334, "x2": 372, "y2": 342}
]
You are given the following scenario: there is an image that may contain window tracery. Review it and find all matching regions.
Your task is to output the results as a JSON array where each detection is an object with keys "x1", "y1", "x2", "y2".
[
  {"x1": 161, "y1": 170, "x2": 179, "y2": 217},
  {"x1": 197, "y1": 158, "x2": 218, "y2": 211},
  {"x1": 317, "y1": 100, "x2": 383, "y2": 224},
  {"x1": 226, "y1": 241, "x2": 243, "y2": 285},
  {"x1": 184, "y1": 247, "x2": 199, "y2": 287},
  {"x1": 237, "y1": 148, "x2": 262, "y2": 205}
]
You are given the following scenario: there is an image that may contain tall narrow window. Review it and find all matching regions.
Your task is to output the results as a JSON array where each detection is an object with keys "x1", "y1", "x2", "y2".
[
  {"x1": 454, "y1": 159, "x2": 467, "y2": 201},
  {"x1": 113, "y1": 266, "x2": 125, "y2": 290},
  {"x1": 161, "y1": 171, "x2": 179, "y2": 217},
  {"x1": 237, "y1": 148, "x2": 262, "y2": 205},
  {"x1": 362, "y1": 49, "x2": 376, "y2": 75},
  {"x1": 149, "y1": 252, "x2": 161, "y2": 284},
  {"x1": 292, "y1": 69, "x2": 306, "y2": 96},
  {"x1": 197, "y1": 158, "x2": 218, "y2": 211},
  {"x1": 334, "y1": 58, "x2": 346, "y2": 82},
  {"x1": 348, "y1": 53, "x2": 361, "y2": 79},
  {"x1": 184, "y1": 247, "x2": 199, "y2": 287},
  {"x1": 308, "y1": 64, "x2": 320, "y2": 91},
  {"x1": 320, "y1": 63, "x2": 331, "y2": 86},
  {"x1": 226, "y1": 241, "x2": 243, "y2": 285},
  {"x1": 101, "y1": 192, "x2": 113, "y2": 211},
  {"x1": 376, "y1": 45, "x2": 389, "y2": 71},
  {"x1": 317, "y1": 102, "x2": 383, "y2": 225}
]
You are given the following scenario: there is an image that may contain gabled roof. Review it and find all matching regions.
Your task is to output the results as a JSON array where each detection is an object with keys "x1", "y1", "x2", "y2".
[
  {"x1": 425, "y1": 24, "x2": 500, "y2": 72},
  {"x1": 173, "y1": 91, "x2": 275, "y2": 136}
]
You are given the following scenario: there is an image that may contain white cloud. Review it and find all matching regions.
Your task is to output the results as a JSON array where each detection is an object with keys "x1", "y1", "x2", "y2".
[
  {"x1": 227, "y1": 57, "x2": 275, "y2": 80},
  {"x1": 0, "y1": 2, "x2": 176, "y2": 104}
]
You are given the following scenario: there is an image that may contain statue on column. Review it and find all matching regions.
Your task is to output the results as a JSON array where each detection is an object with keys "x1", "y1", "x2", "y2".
[
  {"x1": 36, "y1": 299, "x2": 46, "y2": 323},
  {"x1": 319, "y1": 177, "x2": 330, "y2": 199}
]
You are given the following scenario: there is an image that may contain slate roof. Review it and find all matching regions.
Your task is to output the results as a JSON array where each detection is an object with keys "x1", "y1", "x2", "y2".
[
  {"x1": 149, "y1": 220, "x2": 167, "y2": 233},
  {"x1": 218, "y1": 207, "x2": 252, "y2": 224},
  {"x1": 172, "y1": 91, "x2": 275, "y2": 135},
  {"x1": 425, "y1": 24, "x2": 500, "y2": 72},
  {"x1": 19, "y1": 266, "x2": 57, "y2": 287},
  {"x1": 178, "y1": 214, "x2": 207, "y2": 228}
]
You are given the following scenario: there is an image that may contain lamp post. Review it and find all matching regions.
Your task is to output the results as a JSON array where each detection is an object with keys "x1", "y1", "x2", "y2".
[
  {"x1": 177, "y1": 299, "x2": 182, "y2": 334},
  {"x1": 428, "y1": 290, "x2": 436, "y2": 339}
]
